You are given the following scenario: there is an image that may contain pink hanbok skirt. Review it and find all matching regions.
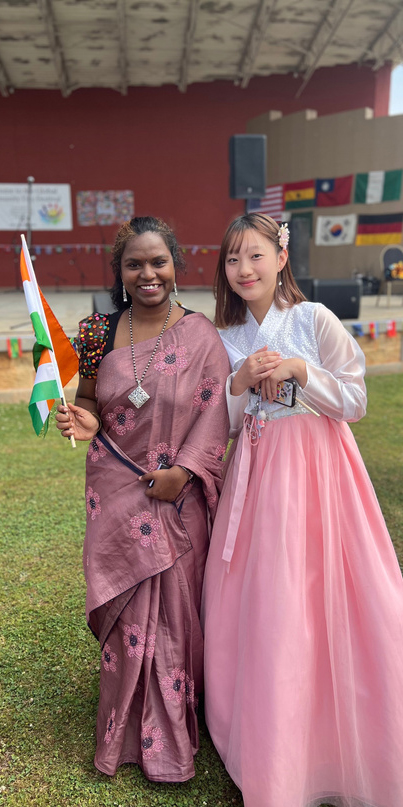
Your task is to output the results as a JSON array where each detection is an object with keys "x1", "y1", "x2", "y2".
[{"x1": 202, "y1": 413, "x2": 403, "y2": 807}]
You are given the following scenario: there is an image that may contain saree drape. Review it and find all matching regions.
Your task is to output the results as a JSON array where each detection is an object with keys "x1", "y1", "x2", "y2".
[{"x1": 81, "y1": 311, "x2": 230, "y2": 781}]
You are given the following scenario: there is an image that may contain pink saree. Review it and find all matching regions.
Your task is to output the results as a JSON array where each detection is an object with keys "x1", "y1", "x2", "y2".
[{"x1": 80, "y1": 311, "x2": 230, "y2": 781}]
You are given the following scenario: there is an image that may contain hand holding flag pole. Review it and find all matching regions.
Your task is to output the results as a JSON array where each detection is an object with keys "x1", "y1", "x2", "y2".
[{"x1": 20, "y1": 234, "x2": 78, "y2": 447}]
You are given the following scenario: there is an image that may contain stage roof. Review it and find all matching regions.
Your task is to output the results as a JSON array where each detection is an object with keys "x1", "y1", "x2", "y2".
[{"x1": 0, "y1": 0, "x2": 402, "y2": 97}]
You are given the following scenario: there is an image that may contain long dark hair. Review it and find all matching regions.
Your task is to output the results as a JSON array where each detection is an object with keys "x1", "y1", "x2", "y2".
[
  {"x1": 214, "y1": 213, "x2": 306, "y2": 328},
  {"x1": 110, "y1": 216, "x2": 186, "y2": 310}
]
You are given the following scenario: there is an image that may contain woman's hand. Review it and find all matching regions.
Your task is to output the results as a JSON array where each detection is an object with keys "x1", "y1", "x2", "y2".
[
  {"x1": 261, "y1": 358, "x2": 307, "y2": 403},
  {"x1": 139, "y1": 465, "x2": 190, "y2": 502},
  {"x1": 55, "y1": 402, "x2": 100, "y2": 442},
  {"x1": 231, "y1": 347, "x2": 282, "y2": 396}
]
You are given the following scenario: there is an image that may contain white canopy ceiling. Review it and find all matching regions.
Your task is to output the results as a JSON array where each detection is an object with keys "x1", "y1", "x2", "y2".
[{"x1": 0, "y1": 0, "x2": 402, "y2": 97}]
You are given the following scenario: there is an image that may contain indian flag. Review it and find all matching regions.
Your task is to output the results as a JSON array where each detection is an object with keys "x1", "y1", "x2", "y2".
[
  {"x1": 354, "y1": 170, "x2": 402, "y2": 204},
  {"x1": 20, "y1": 235, "x2": 78, "y2": 435}
]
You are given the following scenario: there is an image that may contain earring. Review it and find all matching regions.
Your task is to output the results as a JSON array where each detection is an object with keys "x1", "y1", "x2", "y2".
[
  {"x1": 122, "y1": 284, "x2": 127, "y2": 302},
  {"x1": 173, "y1": 281, "x2": 178, "y2": 297},
  {"x1": 278, "y1": 275, "x2": 282, "y2": 286}
]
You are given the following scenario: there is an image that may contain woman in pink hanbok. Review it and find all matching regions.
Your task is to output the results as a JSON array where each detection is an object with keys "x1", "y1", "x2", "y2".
[
  {"x1": 202, "y1": 212, "x2": 403, "y2": 807},
  {"x1": 56, "y1": 216, "x2": 230, "y2": 783}
]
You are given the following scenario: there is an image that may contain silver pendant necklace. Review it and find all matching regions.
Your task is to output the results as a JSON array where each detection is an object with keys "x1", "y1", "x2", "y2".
[{"x1": 128, "y1": 300, "x2": 173, "y2": 408}]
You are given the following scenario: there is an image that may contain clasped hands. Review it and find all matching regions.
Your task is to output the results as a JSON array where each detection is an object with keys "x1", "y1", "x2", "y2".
[{"x1": 230, "y1": 347, "x2": 307, "y2": 403}]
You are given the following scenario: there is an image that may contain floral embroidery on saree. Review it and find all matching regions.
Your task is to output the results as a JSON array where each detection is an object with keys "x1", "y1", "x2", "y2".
[
  {"x1": 86, "y1": 487, "x2": 101, "y2": 520},
  {"x1": 129, "y1": 511, "x2": 162, "y2": 548},
  {"x1": 153, "y1": 343, "x2": 188, "y2": 375}
]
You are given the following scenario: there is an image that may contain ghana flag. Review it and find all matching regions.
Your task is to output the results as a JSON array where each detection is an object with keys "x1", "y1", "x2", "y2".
[
  {"x1": 355, "y1": 213, "x2": 403, "y2": 246},
  {"x1": 284, "y1": 179, "x2": 315, "y2": 210}
]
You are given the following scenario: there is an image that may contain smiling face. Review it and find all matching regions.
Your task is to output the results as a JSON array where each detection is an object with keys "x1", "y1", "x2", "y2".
[
  {"x1": 225, "y1": 229, "x2": 287, "y2": 317},
  {"x1": 120, "y1": 232, "x2": 175, "y2": 311}
]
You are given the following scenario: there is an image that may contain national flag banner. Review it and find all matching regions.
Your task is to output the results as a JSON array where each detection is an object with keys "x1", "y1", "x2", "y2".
[
  {"x1": 352, "y1": 323, "x2": 364, "y2": 337},
  {"x1": 247, "y1": 184, "x2": 284, "y2": 220},
  {"x1": 20, "y1": 235, "x2": 78, "y2": 436},
  {"x1": 315, "y1": 175, "x2": 353, "y2": 207},
  {"x1": 315, "y1": 214, "x2": 357, "y2": 246},
  {"x1": 355, "y1": 213, "x2": 403, "y2": 246},
  {"x1": 386, "y1": 320, "x2": 397, "y2": 338},
  {"x1": 354, "y1": 170, "x2": 402, "y2": 204},
  {"x1": 284, "y1": 179, "x2": 315, "y2": 211},
  {"x1": 6, "y1": 337, "x2": 22, "y2": 359}
]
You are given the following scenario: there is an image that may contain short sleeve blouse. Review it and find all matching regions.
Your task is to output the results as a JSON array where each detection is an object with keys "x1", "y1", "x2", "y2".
[
  {"x1": 75, "y1": 307, "x2": 194, "y2": 378},
  {"x1": 75, "y1": 313, "x2": 110, "y2": 378}
]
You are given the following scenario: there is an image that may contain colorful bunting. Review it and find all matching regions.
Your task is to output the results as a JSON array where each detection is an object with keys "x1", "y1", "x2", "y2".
[
  {"x1": 369, "y1": 322, "x2": 378, "y2": 340},
  {"x1": 352, "y1": 323, "x2": 364, "y2": 337}
]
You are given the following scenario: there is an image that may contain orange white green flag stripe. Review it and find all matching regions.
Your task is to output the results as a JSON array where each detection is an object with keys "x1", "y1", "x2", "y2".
[{"x1": 20, "y1": 234, "x2": 78, "y2": 436}]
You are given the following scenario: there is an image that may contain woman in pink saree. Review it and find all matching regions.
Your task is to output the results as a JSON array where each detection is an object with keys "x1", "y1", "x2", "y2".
[{"x1": 56, "y1": 216, "x2": 230, "y2": 783}]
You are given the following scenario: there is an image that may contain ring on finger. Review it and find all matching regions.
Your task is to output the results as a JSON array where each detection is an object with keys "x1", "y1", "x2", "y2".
[{"x1": 257, "y1": 357, "x2": 262, "y2": 364}]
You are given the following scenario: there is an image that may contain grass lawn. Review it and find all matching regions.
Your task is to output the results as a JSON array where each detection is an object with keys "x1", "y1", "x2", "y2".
[{"x1": 1, "y1": 374, "x2": 402, "y2": 807}]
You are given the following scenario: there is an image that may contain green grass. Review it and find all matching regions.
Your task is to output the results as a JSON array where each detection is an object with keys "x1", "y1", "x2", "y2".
[{"x1": 1, "y1": 375, "x2": 402, "y2": 806}]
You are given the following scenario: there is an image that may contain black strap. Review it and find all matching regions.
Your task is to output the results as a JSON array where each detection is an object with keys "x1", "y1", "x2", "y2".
[
  {"x1": 97, "y1": 432, "x2": 144, "y2": 476},
  {"x1": 96, "y1": 431, "x2": 184, "y2": 515}
]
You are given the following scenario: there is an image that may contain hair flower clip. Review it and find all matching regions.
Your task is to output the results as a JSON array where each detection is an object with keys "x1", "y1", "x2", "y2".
[{"x1": 278, "y1": 223, "x2": 290, "y2": 250}]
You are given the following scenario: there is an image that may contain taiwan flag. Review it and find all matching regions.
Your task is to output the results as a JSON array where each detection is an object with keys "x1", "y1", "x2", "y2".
[{"x1": 315, "y1": 176, "x2": 353, "y2": 207}]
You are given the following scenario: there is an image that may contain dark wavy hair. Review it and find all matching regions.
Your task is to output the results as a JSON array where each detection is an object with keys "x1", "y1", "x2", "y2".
[
  {"x1": 214, "y1": 213, "x2": 306, "y2": 328},
  {"x1": 110, "y1": 216, "x2": 186, "y2": 310}
]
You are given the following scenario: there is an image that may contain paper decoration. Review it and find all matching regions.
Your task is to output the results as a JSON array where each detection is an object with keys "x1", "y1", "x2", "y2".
[
  {"x1": 315, "y1": 214, "x2": 357, "y2": 246},
  {"x1": 76, "y1": 190, "x2": 134, "y2": 226},
  {"x1": 385, "y1": 260, "x2": 403, "y2": 280},
  {"x1": 356, "y1": 213, "x2": 403, "y2": 246},
  {"x1": 369, "y1": 322, "x2": 378, "y2": 340},
  {"x1": 352, "y1": 323, "x2": 364, "y2": 337}
]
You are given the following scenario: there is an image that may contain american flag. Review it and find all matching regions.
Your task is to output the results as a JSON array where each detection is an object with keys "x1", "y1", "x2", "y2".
[{"x1": 246, "y1": 184, "x2": 284, "y2": 221}]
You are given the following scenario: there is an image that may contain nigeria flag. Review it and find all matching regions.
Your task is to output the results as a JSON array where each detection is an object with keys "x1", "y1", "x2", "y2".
[{"x1": 354, "y1": 170, "x2": 402, "y2": 204}]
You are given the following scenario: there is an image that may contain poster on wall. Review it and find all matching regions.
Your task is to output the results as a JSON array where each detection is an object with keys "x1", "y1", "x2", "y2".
[
  {"x1": 76, "y1": 190, "x2": 134, "y2": 226},
  {"x1": 315, "y1": 214, "x2": 357, "y2": 246},
  {"x1": 0, "y1": 183, "x2": 72, "y2": 231}
]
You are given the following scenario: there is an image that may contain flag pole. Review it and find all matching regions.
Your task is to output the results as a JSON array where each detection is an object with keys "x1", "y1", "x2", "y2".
[{"x1": 21, "y1": 234, "x2": 76, "y2": 448}]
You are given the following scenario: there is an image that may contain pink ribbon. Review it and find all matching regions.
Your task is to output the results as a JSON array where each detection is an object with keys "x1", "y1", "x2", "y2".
[{"x1": 221, "y1": 422, "x2": 252, "y2": 565}]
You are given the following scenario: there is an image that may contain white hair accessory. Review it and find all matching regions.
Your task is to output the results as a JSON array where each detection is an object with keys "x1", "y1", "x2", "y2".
[{"x1": 278, "y1": 223, "x2": 290, "y2": 250}]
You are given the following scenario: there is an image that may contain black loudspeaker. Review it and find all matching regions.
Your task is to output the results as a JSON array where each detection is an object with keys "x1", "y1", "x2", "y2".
[
  {"x1": 295, "y1": 277, "x2": 313, "y2": 301},
  {"x1": 92, "y1": 292, "x2": 118, "y2": 315},
  {"x1": 312, "y1": 279, "x2": 362, "y2": 320},
  {"x1": 229, "y1": 134, "x2": 266, "y2": 199},
  {"x1": 288, "y1": 217, "x2": 310, "y2": 278}
]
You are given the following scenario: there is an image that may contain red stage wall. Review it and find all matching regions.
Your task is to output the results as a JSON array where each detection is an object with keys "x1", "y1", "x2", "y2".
[{"x1": 0, "y1": 63, "x2": 391, "y2": 289}]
